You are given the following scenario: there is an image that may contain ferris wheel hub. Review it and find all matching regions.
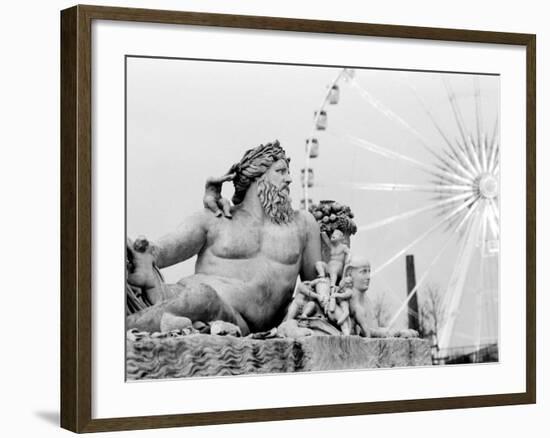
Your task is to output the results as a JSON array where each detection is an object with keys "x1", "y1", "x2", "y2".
[{"x1": 478, "y1": 174, "x2": 498, "y2": 199}]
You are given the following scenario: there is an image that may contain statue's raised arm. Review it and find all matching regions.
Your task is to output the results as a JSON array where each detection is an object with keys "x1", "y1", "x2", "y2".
[{"x1": 151, "y1": 210, "x2": 210, "y2": 269}]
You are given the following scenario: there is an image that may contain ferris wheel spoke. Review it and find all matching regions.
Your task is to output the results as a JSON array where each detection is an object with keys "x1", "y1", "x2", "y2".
[
  {"x1": 480, "y1": 200, "x2": 489, "y2": 256},
  {"x1": 359, "y1": 192, "x2": 474, "y2": 232},
  {"x1": 387, "y1": 220, "x2": 469, "y2": 328},
  {"x1": 455, "y1": 196, "x2": 481, "y2": 233},
  {"x1": 431, "y1": 172, "x2": 472, "y2": 187},
  {"x1": 453, "y1": 139, "x2": 479, "y2": 177},
  {"x1": 431, "y1": 173, "x2": 457, "y2": 186},
  {"x1": 443, "y1": 77, "x2": 469, "y2": 146},
  {"x1": 400, "y1": 74, "x2": 482, "y2": 182},
  {"x1": 438, "y1": 209, "x2": 483, "y2": 352},
  {"x1": 438, "y1": 152, "x2": 473, "y2": 179},
  {"x1": 347, "y1": 182, "x2": 474, "y2": 193},
  {"x1": 430, "y1": 154, "x2": 475, "y2": 185},
  {"x1": 340, "y1": 133, "x2": 432, "y2": 172},
  {"x1": 486, "y1": 199, "x2": 500, "y2": 239},
  {"x1": 474, "y1": 76, "x2": 484, "y2": 147},
  {"x1": 490, "y1": 151, "x2": 500, "y2": 175},
  {"x1": 488, "y1": 132, "x2": 500, "y2": 174},
  {"x1": 485, "y1": 138, "x2": 495, "y2": 174},
  {"x1": 487, "y1": 139, "x2": 499, "y2": 174},
  {"x1": 490, "y1": 113, "x2": 500, "y2": 147},
  {"x1": 338, "y1": 133, "x2": 474, "y2": 185},
  {"x1": 480, "y1": 136, "x2": 489, "y2": 173},
  {"x1": 441, "y1": 148, "x2": 477, "y2": 181},
  {"x1": 430, "y1": 169, "x2": 473, "y2": 186},
  {"x1": 439, "y1": 217, "x2": 473, "y2": 317},
  {"x1": 475, "y1": 212, "x2": 490, "y2": 354},
  {"x1": 488, "y1": 198, "x2": 500, "y2": 222},
  {"x1": 372, "y1": 195, "x2": 477, "y2": 277},
  {"x1": 488, "y1": 116, "x2": 500, "y2": 172},
  {"x1": 465, "y1": 137, "x2": 484, "y2": 174},
  {"x1": 349, "y1": 78, "x2": 444, "y2": 161},
  {"x1": 400, "y1": 73, "x2": 457, "y2": 153},
  {"x1": 477, "y1": 202, "x2": 496, "y2": 352}
]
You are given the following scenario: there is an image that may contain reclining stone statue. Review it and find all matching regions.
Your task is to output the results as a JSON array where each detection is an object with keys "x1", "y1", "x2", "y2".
[{"x1": 126, "y1": 141, "x2": 322, "y2": 336}]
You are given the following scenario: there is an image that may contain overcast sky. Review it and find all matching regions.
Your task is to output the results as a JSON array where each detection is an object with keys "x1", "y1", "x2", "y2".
[{"x1": 126, "y1": 56, "x2": 499, "y2": 349}]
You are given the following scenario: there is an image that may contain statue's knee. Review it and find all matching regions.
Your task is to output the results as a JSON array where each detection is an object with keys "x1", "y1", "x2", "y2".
[
  {"x1": 196, "y1": 284, "x2": 220, "y2": 305},
  {"x1": 177, "y1": 283, "x2": 224, "y2": 315}
]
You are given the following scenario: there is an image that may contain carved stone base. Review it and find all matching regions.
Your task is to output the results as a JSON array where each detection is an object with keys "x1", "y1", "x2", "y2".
[{"x1": 126, "y1": 334, "x2": 432, "y2": 380}]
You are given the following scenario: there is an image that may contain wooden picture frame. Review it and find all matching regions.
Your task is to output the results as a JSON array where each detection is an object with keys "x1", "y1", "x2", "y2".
[{"x1": 60, "y1": 4, "x2": 536, "y2": 433}]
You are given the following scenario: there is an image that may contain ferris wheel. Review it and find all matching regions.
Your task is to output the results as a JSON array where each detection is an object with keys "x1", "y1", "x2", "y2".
[{"x1": 301, "y1": 67, "x2": 500, "y2": 357}]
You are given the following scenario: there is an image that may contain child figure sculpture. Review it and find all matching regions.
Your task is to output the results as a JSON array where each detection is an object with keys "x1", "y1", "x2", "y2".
[
  {"x1": 325, "y1": 275, "x2": 353, "y2": 335},
  {"x1": 285, "y1": 278, "x2": 331, "y2": 321},
  {"x1": 316, "y1": 230, "x2": 350, "y2": 300}
]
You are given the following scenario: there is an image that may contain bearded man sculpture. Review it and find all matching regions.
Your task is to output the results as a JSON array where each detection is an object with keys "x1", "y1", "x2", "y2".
[{"x1": 126, "y1": 141, "x2": 321, "y2": 336}]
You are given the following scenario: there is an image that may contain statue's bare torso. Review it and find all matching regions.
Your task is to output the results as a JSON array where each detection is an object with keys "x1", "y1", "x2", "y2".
[
  {"x1": 192, "y1": 208, "x2": 310, "y2": 331},
  {"x1": 144, "y1": 205, "x2": 320, "y2": 334}
]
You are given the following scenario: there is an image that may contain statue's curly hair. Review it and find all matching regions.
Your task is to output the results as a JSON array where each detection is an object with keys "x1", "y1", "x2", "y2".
[{"x1": 229, "y1": 140, "x2": 290, "y2": 205}]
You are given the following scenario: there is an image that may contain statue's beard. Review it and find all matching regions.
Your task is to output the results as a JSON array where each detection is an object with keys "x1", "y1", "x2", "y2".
[{"x1": 257, "y1": 177, "x2": 294, "y2": 225}]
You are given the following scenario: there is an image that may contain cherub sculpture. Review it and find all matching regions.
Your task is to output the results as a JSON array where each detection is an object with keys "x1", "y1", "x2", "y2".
[
  {"x1": 202, "y1": 171, "x2": 236, "y2": 218},
  {"x1": 315, "y1": 229, "x2": 350, "y2": 294},
  {"x1": 285, "y1": 277, "x2": 352, "y2": 335},
  {"x1": 285, "y1": 278, "x2": 329, "y2": 320},
  {"x1": 328, "y1": 276, "x2": 354, "y2": 335}
]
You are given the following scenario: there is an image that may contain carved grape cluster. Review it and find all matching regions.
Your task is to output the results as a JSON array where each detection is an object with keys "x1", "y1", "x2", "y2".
[{"x1": 309, "y1": 201, "x2": 358, "y2": 236}]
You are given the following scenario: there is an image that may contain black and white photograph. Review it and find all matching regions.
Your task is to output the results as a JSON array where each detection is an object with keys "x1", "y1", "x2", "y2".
[
  {"x1": 125, "y1": 57, "x2": 500, "y2": 380},
  {"x1": 1, "y1": 0, "x2": 544, "y2": 435}
]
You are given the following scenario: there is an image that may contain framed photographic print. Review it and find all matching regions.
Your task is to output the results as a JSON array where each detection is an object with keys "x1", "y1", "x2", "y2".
[{"x1": 60, "y1": 4, "x2": 536, "y2": 433}]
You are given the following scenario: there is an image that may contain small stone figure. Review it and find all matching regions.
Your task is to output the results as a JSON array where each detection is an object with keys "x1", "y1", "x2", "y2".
[
  {"x1": 296, "y1": 279, "x2": 323, "y2": 317},
  {"x1": 126, "y1": 236, "x2": 166, "y2": 304},
  {"x1": 286, "y1": 278, "x2": 353, "y2": 335},
  {"x1": 285, "y1": 278, "x2": 329, "y2": 320},
  {"x1": 328, "y1": 277, "x2": 354, "y2": 335},
  {"x1": 316, "y1": 230, "x2": 351, "y2": 295},
  {"x1": 203, "y1": 172, "x2": 236, "y2": 218}
]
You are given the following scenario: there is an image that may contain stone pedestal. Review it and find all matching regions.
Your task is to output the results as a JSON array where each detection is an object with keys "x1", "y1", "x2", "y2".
[{"x1": 126, "y1": 334, "x2": 432, "y2": 380}]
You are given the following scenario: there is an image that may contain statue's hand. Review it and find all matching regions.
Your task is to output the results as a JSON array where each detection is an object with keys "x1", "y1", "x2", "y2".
[
  {"x1": 203, "y1": 172, "x2": 236, "y2": 218},
  {"x1": 126, "y1": 236, "x2": 159, "y2": 290},
  {"x1": 321, "y1": 297, "x2": 330, "y2": 314}
]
